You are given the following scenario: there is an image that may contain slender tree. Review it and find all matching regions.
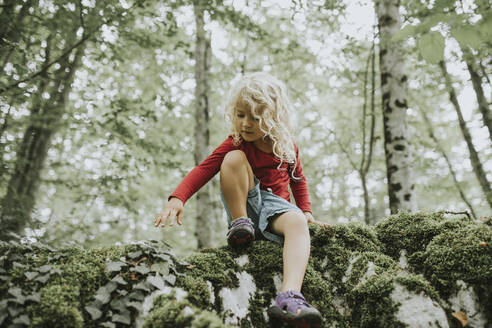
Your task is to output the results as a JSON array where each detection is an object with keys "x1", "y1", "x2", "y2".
[
  {"x1": 462, "y1": 48, "x2": 492, "y2": 144},
  {"x1": 193, "y1": 0, "x2": 215, "y2": 248},
  {"x1": 439, "y1": 60, "x2": 492, "y2": 209},
  {"x1": 0, "y1": 44, "x2": 84, "y2": 240},
  {"x1": 375, "y1": 0, "x2": 416, "y2": 214},
  {"x1": 420, "y1": 109, "x2": 478, "y2": 219}
]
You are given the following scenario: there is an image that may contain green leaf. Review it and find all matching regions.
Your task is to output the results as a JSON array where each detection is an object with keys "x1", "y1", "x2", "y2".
[
  {"x1": 24, "y1": 271, "x2": 39, "y2": 280},
  {"x1": 111, "y1": 276, "x2": 128, "y2": 285},
  {"x1": 133, "y1": 264, "x2": 150, "y2": 275},
  {"x1": 112, "y1": 313, "x2": 131, "y2": 325},
  {"x1": 127, "y1": 250, "x2": 143, "y2": 259},
  {"x1": 85, "y1": 305, "x2": 103, "y2": 320},
  {"x1": 451, "y1": 25, "x2": 483, "y2": 49},
  {"x1": 13, "y1": 314, "x2": 30, "y2": 325},
  {"x1": 164, "y1": 274, "x2": 176, "y2": 286},
  {"x1": 417, "y1": 31, "x2": 445, "y2": 64},
  {"x1": 38, "y1": 265, "x2": 53, "y2": 273},
  {"x1": 391, "y1": 24, "x2": 417, "y2": 42},
  {"x1": 150, "y1": 262, "x2": 169, "y2": 275},
  {"x1": 147, "y1": 274, "x2": 166, "y2": 290},
  {"x1": 35, "y1": 273, "x2": 51, "y2": 284},
  {"x1": 106, "y1": 261, "x2": 127, "y2": 272},
  {"x1": 26, "y1": 292, "x2": 41, "y2": 303},
  {"x1": 94, "y1": 282, "x2": 117, "y2": 305},
  {"x1": 100, "y1": 322, "x2": 116, "y2": 328}
]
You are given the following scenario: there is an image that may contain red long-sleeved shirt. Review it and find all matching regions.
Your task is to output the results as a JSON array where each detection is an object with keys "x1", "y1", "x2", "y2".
[{"x1": 169, "y1": 136, "x2": 312, "y2": 213}]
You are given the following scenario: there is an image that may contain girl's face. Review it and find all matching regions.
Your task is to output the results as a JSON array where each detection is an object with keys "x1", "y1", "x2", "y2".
[{"x1": 235, "y1": 106, "x2": 265, "y2": 143}]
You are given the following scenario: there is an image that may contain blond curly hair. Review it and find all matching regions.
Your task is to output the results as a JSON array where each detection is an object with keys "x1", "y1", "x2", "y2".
[{"x1": 225, "y1": 72, "x2": 298, "y2": 177}]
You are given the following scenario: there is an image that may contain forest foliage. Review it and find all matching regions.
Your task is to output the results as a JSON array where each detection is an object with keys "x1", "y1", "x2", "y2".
[{"x1": 0, "y1": 0, "x2": 490, "y2": 251}]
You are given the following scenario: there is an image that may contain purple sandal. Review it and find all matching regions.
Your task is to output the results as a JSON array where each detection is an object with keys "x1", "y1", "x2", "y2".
[
  {"x1": 227, "y1": 217, "x2": 255, "y2": 248},
  {"x1": 267, "y1": 291, "x2": 322, "y2": 328}
]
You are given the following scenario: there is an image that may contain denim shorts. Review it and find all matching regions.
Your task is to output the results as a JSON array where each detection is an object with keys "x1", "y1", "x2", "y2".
[{"x1": 220, "y1": 177, "x2": 303, "y2": 243}]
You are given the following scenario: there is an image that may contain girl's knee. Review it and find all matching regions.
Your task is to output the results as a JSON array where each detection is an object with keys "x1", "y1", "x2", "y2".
[
  {"x1": 282, "y1": 211, "x2": 309, "y2": 231},
  {"x1": 221, "y1": 150, "x2": 247, "y2": 170}
]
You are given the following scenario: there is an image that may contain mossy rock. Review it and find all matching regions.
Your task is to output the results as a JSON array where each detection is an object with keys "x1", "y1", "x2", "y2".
[
  {"x1": 375, "y1": 212, "x2": 447, "y2": 260},
  {"x1": 310, "y1": 223, "x2": 381, "y2": 289},
  {"x1": 1, "y1": 212, "x2": 491, "y2": 327},
  {"x1": 349, "y1": 272, "x2": 447, "y2": 328}
]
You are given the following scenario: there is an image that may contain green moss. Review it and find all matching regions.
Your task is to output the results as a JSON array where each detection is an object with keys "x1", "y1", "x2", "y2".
[
  {"x1": 413, "y1": 223, "x2": 492, "y2": 298},
  {"x1": 343, "y1": 252, "x2": 399, "y2": 292},
  {"x1": 375, "y1": 212, "x2": 448, "y2": 260},
  {"x1": 177, "y1": 275, "x2": 213, "y2": 309},
  {"x1": 143, "y1": 293, "x2": 227, "y2": 328},
  {"x1": 30, "y1": 284, "x2": 84, "y2": 328},
  {"x1": 310, "y1": 223, "x2": 381, "y2": 289},
  {"x1": 184, "y1": 247, "x2": 239, "y2": 291}
]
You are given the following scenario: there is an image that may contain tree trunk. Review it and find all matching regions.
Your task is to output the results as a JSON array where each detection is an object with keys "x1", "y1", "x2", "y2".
[
  {"x1": 360, "y1": 41, "x2": 377, "y2": 224},
  {"x1": 0, "y1": 45, "x2": 84, "y2": 240},
  {"x1": 193, "y1": 0, "x2": 214, "y2": 249},
  {"x1": 439, "y1": 60, "x2": 492, "y2": 209},
  {"x1": 420, "y1": 109, "x2": 478, "y2": 219},
  {"x1": 375, "y1": 0, "x2": 416, "y2": 214},
  {"x1": 462, "y1": 49, "x2": 492, "y2": 144}
]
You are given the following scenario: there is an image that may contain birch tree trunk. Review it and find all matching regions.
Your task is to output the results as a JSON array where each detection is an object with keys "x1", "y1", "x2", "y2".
[
  {"x1": 439, "y1": 60, "x2": 492, "y2": 209},
  {"x1": 0, "y1": 45, "x2": 84, "y2": 240},
  {"x1": 193, "y1": 0, "x2": 214, "y2": 249},
  {"x1": 375, "y1": 0, "x2": 416, "y2": 214}
]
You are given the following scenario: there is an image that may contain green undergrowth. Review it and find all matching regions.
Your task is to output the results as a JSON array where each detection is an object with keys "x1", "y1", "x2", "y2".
[
  {"x1": 0, "y1": 212, "x2": 490, "y2": 328},
  {"x1": 143, "y1": 292, "x2": 227, "y2": 328}
]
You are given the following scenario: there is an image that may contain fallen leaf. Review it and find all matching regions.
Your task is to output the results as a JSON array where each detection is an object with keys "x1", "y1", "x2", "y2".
[{"x1": 452, "y1": 311, "x2": 468, "y2": 327}]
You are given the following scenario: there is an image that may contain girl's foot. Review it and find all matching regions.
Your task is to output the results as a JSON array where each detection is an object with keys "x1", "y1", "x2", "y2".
[
  {"x1": 227, "y1": 217, "x2": 255, "y2": 248},
  {"x1": 267, "y1": 291, "x2": 322, "y2": 328}
]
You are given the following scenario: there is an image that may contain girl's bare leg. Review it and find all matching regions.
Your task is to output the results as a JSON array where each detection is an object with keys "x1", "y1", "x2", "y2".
[
  {"x1": 270, "y1": 211, "x2": 310, "y2": 292},
  {"x1": 220, "y1": 150, "x2": 255, "y2": 220}
]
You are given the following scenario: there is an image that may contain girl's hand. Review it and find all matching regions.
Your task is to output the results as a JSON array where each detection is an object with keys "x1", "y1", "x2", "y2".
[
  {"x1": 155, "y1": 197, "x2": 184, "y2": 228},
  {"x1": 304, "y1": 212, "x2": 327, "y2": 227}
]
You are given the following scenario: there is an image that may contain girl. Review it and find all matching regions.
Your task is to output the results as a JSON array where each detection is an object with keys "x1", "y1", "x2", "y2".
[{"x1": 154, "y1": 72, "x2": 323, "y2": 327}]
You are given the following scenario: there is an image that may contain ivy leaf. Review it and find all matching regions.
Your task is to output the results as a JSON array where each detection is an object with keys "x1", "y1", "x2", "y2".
[
  {"x1": 24, "y1": 271, "x2": 39, "y2": 280},
  {"x1": 147, "y1": 274, "x2": 166, "y2": 290},
  {"x1": 164, "y1": 274, "x2": 176, "y2": 286},
  {"x1": 35, "y1": 273, "x2": 51, "y2": 284},
  {"x1": 150, "y1": 262, "x2": 169, "y2": 275},
  {"x1": 128, "y1": 250, "x2": 143, "y2": 259},
  {"x1": 133, "y1": 264, "x2": 150, "y2": 275},
  {"x1": 417, "y1": 31, "x2": 445, "y2": 64},
  {"x1": 85, "y1": 305, "x2": 103, "y2": 320},
  {"x1": 13, "y1": 314, "x2": 30, "y2": 325},
  {"x1": 106, "y1": 261, "x2": 127, "y2": 272},
  {"x1": 25, "y1": 292, "x2": 41, "y2": 303},
  {"x1": 0, "y1": 312, "x2": 7, "y2": 326},
  {"x1": 154, "y1": 253, "x2": 171, "y2": 261},
  {"x1": 111, "y1": 276, "x2": 128, "y2": 285},
  {"x1": 94, "y1": 282, "x2": 117, "y2": 304},
  {"x1": 133, "y1": 281, "x2": 151, "y2": 292},
  {"x1": 100, "y1": 322, "x2": 116, "y2": 328},
  {"x1": 126, "y1": 301, "x2": 142, "y2": 311},
  {"x1": 38, "y1": 264, "x2": 53, "y2": 273},
  {"x1": 8, "y1": 287, "x2": 25, "y2": 304},
  {"x1": 112, "y1": 313, "x2": 131, "y2": 325}
]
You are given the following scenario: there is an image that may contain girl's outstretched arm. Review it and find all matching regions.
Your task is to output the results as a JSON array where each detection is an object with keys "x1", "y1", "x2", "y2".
[{"x1": 155, "y1": 197, "x2": 184, "y2": 228}]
